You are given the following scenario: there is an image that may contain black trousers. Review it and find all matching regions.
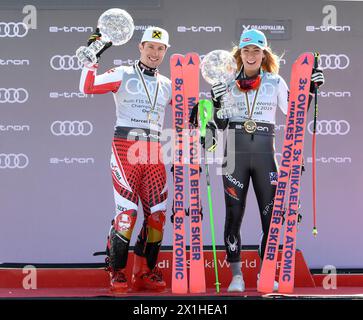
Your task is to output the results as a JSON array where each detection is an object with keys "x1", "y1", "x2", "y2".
[{"x1": 222, "y1": 125, "x2": 277, "y2": 263}]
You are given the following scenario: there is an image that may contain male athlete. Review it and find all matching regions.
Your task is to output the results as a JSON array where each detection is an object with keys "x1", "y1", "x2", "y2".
[{"x1": 77, "y1": 26, "x2": 171, "y2": 292}]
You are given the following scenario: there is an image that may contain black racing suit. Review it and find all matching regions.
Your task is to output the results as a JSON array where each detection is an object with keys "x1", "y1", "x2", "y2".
[
  {"x1": 222, "y1": 122, "x2": 278, "y2": 262},
  {"x1": 210, "y1": 71, "x2": 289, "y2": 263}
]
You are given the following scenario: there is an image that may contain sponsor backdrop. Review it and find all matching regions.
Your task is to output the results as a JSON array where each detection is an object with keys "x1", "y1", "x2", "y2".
[{"x1": 0, "y1": 0, "x2": 362, "y2": 269}]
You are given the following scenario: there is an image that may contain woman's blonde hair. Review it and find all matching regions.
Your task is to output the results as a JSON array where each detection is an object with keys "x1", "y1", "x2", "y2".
[{"x1": 232, "y1": 45, "x2": 282, "y2": 75}]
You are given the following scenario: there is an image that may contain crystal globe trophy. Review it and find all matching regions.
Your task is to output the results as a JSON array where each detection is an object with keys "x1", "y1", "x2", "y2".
[
  {"x1": 200, "y1": 50, "x2": 238, "y2": 119},
  {"x1": 76, "y1": 8, "x2": 135, "y2": 65}
]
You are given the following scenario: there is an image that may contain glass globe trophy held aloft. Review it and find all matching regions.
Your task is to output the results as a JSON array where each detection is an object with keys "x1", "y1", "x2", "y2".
[
  {"x1": 200, "y1": 50, "x2": 238, "y2": 120},
  {"x1": 76, "y1": 8, "x2": 135, "y2": 65}
]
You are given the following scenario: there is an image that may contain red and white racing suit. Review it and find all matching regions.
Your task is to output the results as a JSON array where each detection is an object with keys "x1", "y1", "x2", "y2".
[{"x1": 79, "y1": 61, "x2": 172, "y2": 271}]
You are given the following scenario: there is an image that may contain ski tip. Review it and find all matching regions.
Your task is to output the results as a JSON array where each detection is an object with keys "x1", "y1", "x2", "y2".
[
  {"x1": 185, "y1": 52, "x2": 201, "y2": 64},
  {"x1": 296, "y1": 52, "x2": 314, "y2": 65},
  {"x1": 187, "y1": 56, "x2": 195, "y2": 65},
  {"x1": 302, "y1": 55, "x2": 309, "y2": 65},
  {"x1": 170, "y1": 54, "x2": 184, "y2": 66},
  {"x1": 176, "y1": 58, "x2": 183, "y2": 67}
]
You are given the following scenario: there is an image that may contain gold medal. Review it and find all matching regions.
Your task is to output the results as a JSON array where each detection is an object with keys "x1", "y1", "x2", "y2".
[
  {"x1": 148, "y1": 111, "x2": 160, "y2": 126},
  {"x1": 244, "y1": 119, "x2": 257, "y2": 134},
  {"x1": 243, "y1": 84, "x2": 261, "y2": 134}
]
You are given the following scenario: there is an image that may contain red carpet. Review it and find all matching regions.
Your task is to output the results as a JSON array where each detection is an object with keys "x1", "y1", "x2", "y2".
[
  {"x1": 1, "y1": 249, "x2": 363, "y2": 299},
  {"x1": 0, "y1": 286, "x2": 362, "y2": 299}
]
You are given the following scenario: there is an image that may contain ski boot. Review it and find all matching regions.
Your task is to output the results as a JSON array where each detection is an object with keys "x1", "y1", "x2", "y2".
[
  {"x1": 227, "y1": 275, "x2": 245, "y2": 292},
  {"x1": 105, "y1": 257, "x2": 128, "y2": 293},
  {"x1": 131, "y1": 255, "x2": 166, "y2": 292}
]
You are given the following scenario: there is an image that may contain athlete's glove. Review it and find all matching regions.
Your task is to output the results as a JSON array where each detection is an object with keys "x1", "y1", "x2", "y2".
[
  {"x1": 189, "y1": 102, "x2": 218, "y2": 152},
  {"x1": 87, "y1": 27, "x2": 112, "y2": 61},
  {"x1": 211, "y1": 82, "x2": 227, "y2": 101},
  {"x1": 201, "y1": 122, "x2": 218, "y2": 152},
  {"x1": 310, "y1": 68, "x2": 325, "y2": 93}
]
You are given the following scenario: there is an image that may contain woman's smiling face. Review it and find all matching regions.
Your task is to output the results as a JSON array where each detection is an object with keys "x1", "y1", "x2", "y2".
[{"x1": 240, "y1": 45, "x2": 265, "y2": 76}]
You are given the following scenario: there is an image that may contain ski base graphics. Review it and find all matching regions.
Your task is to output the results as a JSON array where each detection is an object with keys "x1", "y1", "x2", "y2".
[
  {"x1": 171, "y1": 54, "x2": 188, "y2": 294},
  {"x1": 170, "y1": 53, "x2": 206, "y2": 294},
  {"x1": 258, "y1": 52, "x2": 314, "y2": 294},
  {"x1": 184, "y1": 53, "x2": 206, "y2": 293}
]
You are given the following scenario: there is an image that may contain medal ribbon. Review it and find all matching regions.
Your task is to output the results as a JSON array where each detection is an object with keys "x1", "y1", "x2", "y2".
[
  {"x1": 244, "y1": 86, "x2": 260, "y2": 121},
  {"x1": 135, "y1": 61, "x2": 160, "y2": 121}
]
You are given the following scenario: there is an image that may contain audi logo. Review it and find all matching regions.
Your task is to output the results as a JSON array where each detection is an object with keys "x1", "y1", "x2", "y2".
[
  {"x1": 257, "y1": 82, "x2": 275, "y2": 97},
  {"x1": 125, "y1": 78, "x2": 169, "y2": 101},
  {"x1": 318, "y1": 54, "x2": 350, "y2": 70},
  {"x1": 50, "y1": 55, "x2": 83, "y2": 71},
  {"x1": 0, "y1": 153, "x2": 29, "y2": 169},
  {"x1": 0, "y1": 22, "x2": 28, "y2": 38},
  {"x1": 51, "y1": 121, "x2": 93, "y2": 136},
  {"x1": 0, "y1": 88, "x2": 29, "y2": 104},
  {"x1": 308, "y1": 120, "x2": 350, "y2": 135}
]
